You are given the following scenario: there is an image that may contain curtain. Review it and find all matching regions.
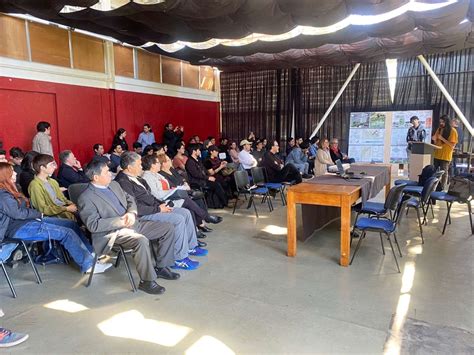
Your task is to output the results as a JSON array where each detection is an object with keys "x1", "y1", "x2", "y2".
[
  {"x1": 221, "y1": 49, "x2": 473, "y2": 152},
  {"x1": 394, "y1": 49, "x2": 474, "y2": 151}
]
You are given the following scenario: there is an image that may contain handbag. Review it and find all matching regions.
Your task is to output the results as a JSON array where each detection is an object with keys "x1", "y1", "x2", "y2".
[
  {"x1": 448, "y1": 176, "x2": 473, "y2": 201},
  {"x1": 221, "y1": 167, "x2": 236, "y2": 176}
]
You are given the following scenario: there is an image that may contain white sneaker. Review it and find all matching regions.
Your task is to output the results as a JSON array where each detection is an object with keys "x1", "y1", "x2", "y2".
[{"x1": 86, "y1": 262, "x2": 113, "y2": 274}]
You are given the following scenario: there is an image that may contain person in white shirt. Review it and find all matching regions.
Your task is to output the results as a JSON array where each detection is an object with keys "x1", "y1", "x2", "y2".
[
  {"x1": 32, "y1": 121, "x2": 53, "y2": 157},
  {"x1": 238, "y1": 139, "x2": 257, "y2": 171}
]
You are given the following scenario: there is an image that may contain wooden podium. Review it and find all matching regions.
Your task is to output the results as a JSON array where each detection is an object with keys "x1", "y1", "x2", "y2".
[{"x1": 409, "y1": 142, "x2": 441, "y2": 181}]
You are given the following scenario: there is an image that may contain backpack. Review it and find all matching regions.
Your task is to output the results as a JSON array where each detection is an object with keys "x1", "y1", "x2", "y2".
[
  {"x1": 418, "y1": 165, "x2": 436, "y2": 186},
  {"x1": 448, "y1": 176, "x2": 474, "y2": 201}
]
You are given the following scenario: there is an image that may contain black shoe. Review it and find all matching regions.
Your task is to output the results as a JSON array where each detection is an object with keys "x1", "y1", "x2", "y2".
[
  {"x1": 155, "y1": 267, "x2": 180, "y2": 280},
  {"x1": 302, "y1": 174, "x2": 313, "y2": 179},
  {"x1": 205, "y1": 215, "x2": 223, "y2": 224},
  {"x1": 138, "y1": 280, "x2": 166, "y2": 294},
  {"x1": 198, "y1": 225, "x2": 213, "y2": 233},
  {"x1": 197, "y1": 230, "x2": 207, "y2": 239},
  {"x1": 198, "y1": 240, "x2": 207, "y2": 247}
]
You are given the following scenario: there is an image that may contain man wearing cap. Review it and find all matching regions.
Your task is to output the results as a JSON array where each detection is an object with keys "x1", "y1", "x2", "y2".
[{"x1": 238, "y1": 139, "x2": 258, "y2": 171}]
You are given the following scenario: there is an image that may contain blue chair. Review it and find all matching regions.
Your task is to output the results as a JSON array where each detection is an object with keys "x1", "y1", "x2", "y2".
[
  {"x1": 394, "y1": 179, "x2": 419, "y2": 187},
  {"x1": 430, "y1": 191, "x2": 473, "y2": 235},
  {"x1": 250, "y1": 167, "x2": 286, "y2": 206},
  {"x1": 350, "y1": 186, "x2": 408, "y2": 273},
  {"x1": 405, "y1": 177, "x2": 440, "y2": 243},
  {"x1": 403, "y1": 170, "x2": 445, "y2": 197},
  {"x1": 0, "y1": 240, "x2": 42, "y2": 298},
  {"x1": 233, "y1": 170, "x2": 273, "y2": 217}
]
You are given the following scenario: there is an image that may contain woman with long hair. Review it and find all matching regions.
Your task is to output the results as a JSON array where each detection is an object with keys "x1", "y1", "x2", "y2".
[
  {"x1": 18, "y1": 151, "x2": 39, "y2": 197},
  {"x1": 432, "y1": 114, "x2": 458, "y2": 189},
  {"x1": 110, "y1": 128, "x2": 128, "y2": 153},
  {"x1": 172, "y1": 141, "x2": 188, "y2": 176},
  {"x1": 0, "y1": 162, "x2": 106, "y2": 274},
  {"x1": 314, "y1": 137, "x2": 335, "y2": 176}
]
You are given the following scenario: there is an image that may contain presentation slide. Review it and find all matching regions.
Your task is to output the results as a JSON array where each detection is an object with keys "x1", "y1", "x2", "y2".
[
  {"x1": 348, "y1": 110, "x2": 433, "y2": 164},
  {"x1": 390, "y1": 110, "x2": 432, "y2": 163},
  {"x1": 348, "y1": 112, "x2": 386, "y2": 163}
]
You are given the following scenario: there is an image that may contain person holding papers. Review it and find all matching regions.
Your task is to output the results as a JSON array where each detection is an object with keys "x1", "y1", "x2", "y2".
[{"x1": 432, "y1": 114, "x2": 458, "y2": 190}]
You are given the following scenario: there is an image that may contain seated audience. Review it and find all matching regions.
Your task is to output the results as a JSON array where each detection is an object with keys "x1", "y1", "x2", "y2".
[
  {"x1": 251, "y1": 140, "x2": 265, "y2": 166},
  {"x1": 172, "y1": 142, "x2": 188, "y2": 176},
  {"x1": 151, "y1": 143, "x2": 166, "y2": 156},
  {"x1": 78, "y1": 159, "x2": 177, "y2": 294},
  {"x1": 18, "y1": 151, "x2": 39, "y2": 197},
  {"x1": 286, "y1": 141, "x2": 312, "y2": 178},
  {"x1": 204, "y1": 146, "x2": 235, "y2": 196},
  {"x1": 238, "y1": 139, "x2": 258, "y2": 171},
  {"x1": 109, "y1": 144, "x2": 123, "y2": 173},
  {"x1": 218, "y1": 137, "x2": 231, "y2": 162},
  {"x1": 141, "y1": 154, "x2": 222, "y2": 232},
  {"x1": 200, "y1": 139, "x2": 213, "y2": 161},
  {"x1": 314, "y1": 137, "x2": 335, "y2": 176},
  {"x1": 32, "y1": 121, "x2": 54, "y2": 156},
  {"x1": 57, "y1": 150, "x2": 89, "y2": 188},
  {"x1": 0, "y1": 162, "x2": 102, "y2": 274},
  {"x1": 286, "y1": 137, "x2": 295, "y2": 156},
  {"x1": 143, "y1": 145, "x2": 154, "y2": 156},
  {"x1": 110, "y1": 128, "x2": 128, "y2": 152},
  {"x1": 247, "y1": 131, "x2": 256, "y2": 144},
  {"x1": 0, "y1": 150, "x2": 7, "y2": 163},
  {"x1": 228, "y1": 141, "x2": 240, "y2": 164},
  {"x1": 308, "y1": 136, "x2": 319, "y2": 159},
  {"x1": 262, "y1": 141, "x2": 302, "y2": 184},
  {"x1": 91, "y1": 143, "x2": 111, "y2": 166},
  {"x1": 329, "y1": 138, "x2": 355, "y2": 164},
  {"x1": 186, "y1": 144, "x2": 228, "y2": 208},
  {"x1": 133, "y1": 142, "x2": 143, "y2": 155},
  {"x1": 9, "y1": 147, "x2": 24, "y2": 175},
  {"x1": 115, "y1": 152, "x2": 205, "y2": 270},
  {"x1": 137, "y1": 123, "x2": 155, "y2": 148}
]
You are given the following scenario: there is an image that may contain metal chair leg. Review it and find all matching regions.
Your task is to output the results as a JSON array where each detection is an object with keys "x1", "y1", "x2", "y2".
[
  {"x1": 280, "y1": 189, "x2": 286, "y2": 206},
  {"x1": 232, "y1": 192, "x2": 240, "y2": 214},
  {"x1": 442, "y1": 202, "x2": 452, "y2": 235},
  {"x1": 350, "y1": 231, "x2": 365, "y2": 265},
  {"x1": 251, "y1": 197, "x2": 259, "y2": 218},
  {"x1": 21, "y1": 241, "x2": 42, "y2": 284},
  {"x1": 393, "y1": 232, "x2": 403, "y2": 257},
  {"x1": 446, "y1": 202, "x2": 452, "y2": 224},
  {"x1": 387, "y1": 234, "x2": 401, "y2": 273},
  {"x1": 379, "y1": 233, "x2": 385, "y2": 255},
  {"x1": 468, "y1": 201, "x2": 473, "y2": 234},
  {"x1": 430, "y1": 202, "x2": 435, "y2": 218},
  {"x1": 86, "y1": 253, "x2": 98, "y2": 287},
  {"x1": 119, "y1": 246, "x2": 137, "y2": 292},
  {"x1": 416, "y1": 207, "x2": 424, "y2": 244},
  {"x1": 1, "y1": 261, "x2": 17, "y2": 298}
]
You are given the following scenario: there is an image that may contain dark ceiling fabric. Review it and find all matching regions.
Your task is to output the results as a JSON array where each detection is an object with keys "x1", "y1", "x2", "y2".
[
  {"x1": 1, "y1": 0, "x2": 473, "y2": 70},
  {"x1": 221, "y1": 49, "x2": 473, "y2": 152}
]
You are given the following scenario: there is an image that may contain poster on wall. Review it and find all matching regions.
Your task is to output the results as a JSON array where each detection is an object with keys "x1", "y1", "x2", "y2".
[
  {"x1": 348, "y1": 112, "x2": 386, "y2": 163},
  {"x1": 390, "y1": 110, "x2": 433, "y2": 163}
]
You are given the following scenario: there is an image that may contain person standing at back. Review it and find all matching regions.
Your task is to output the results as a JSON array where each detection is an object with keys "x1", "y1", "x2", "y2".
[
  {"x1": 32, "y1": 121, "x2": 53, "y2": 157},
  {"x1": 432, "y1": 114, "x2": 458, "y2": 190},
  {"x1": 137, "y1": 123, "x2": 155, "y2": 148}
]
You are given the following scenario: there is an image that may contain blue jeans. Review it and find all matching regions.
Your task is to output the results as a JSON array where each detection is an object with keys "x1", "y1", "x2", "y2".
[
  {"x1": 12, "y1": 221, "x2": 95, "y2": 273},
  {"x1": 42, "y1": 217, "x2": 93, "y2": 253}
]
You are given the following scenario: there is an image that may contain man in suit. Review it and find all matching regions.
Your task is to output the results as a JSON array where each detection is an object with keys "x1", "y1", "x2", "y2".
[
  {"x1": 57, "y1": 150, "x2": 90, "y2": 188},
  {"x1": 115, "y1": 152, "x2": 205, "y2": 271},
  {"x1": 77, "y1": 159, "x2": 178, "y2": 295}
]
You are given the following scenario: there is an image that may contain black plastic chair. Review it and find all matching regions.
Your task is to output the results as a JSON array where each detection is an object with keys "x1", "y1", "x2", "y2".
[
  {"x1": 250, "y1": 167, "x2": 286, "y2": 206},
  {"x1": 1, "y1": 239, "x2": 42, "y2": 298},
  {"x1": 350, "y1": 185, "x2": 408, "y2": 273},
  {"x1": 68, "y1": 183, "x2": 89, "y2": 205},
  {"x1": 233, "y1": 170, "x2": 273, "y2": 217}
]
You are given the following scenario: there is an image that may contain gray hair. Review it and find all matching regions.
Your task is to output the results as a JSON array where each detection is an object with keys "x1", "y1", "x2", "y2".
[
  {"x1": 59, "y1": 150, "x2": 72, "y2": 164},
  {"x1": 330, "y1": 138, "x2": 339, "y2": 144},
  {"x1": 120, "y1": 151, "x2": 141, "y2": 170},
  {"x1": 84, "y1": 159, "x2": 108, "y2": 181}
]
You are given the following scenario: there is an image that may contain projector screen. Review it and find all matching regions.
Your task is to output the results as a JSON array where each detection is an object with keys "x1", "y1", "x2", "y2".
[{"x1": 348, "y1": 110, "x2": 433, "y2": 164}]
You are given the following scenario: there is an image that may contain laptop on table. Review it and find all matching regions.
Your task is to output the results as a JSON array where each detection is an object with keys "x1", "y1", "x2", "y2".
[{"x1": 335, "y1": 160, "x2": 365, "y2": 180}]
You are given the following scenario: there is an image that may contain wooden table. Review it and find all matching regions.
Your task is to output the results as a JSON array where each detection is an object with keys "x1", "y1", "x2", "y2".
[{"x1": 286, "y1": 166, "x2": 391, "y2": 266}]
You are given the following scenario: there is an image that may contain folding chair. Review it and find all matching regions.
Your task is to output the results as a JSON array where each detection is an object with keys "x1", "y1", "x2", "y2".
[
  {"x1": 233, "y1": 170, "x2": 273, "y2": 217},
  {"x1": 250, "y1": 167, "x2": 286, "y2": 205},
  {"x1": 1, "y1": 240, "x2": 42, "y2": 298},
  {"x1": 350, "y1": 187, "x2": 408, "y2": 272}
]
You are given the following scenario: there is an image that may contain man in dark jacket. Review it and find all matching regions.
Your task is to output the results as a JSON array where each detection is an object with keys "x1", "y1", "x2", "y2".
[
  {"x1": 185, "y1": 144, "x2": 228, "y2": 208},
  {"x1": 57, "y1": 150, "x2": 89, "y2": 188},
  {"x1": 262, "y1": 141, "x2": 302, "y2": 184},
  {"x1": 163, "y1": 123, "x2": 184, "y2": 157},
  {"x1": 115, "y1": 152, "x2": 205, "y2": 271}
]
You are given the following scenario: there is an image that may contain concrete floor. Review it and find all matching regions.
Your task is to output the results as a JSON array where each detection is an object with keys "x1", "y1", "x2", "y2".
[{"x1": 1, "y1": 192, "x2": 473, "y2": 354}]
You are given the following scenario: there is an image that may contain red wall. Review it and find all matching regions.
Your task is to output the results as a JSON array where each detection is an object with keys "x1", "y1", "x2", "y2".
[{"x1": 0, "y1": 76, "x2": 220, "y2": 163}]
